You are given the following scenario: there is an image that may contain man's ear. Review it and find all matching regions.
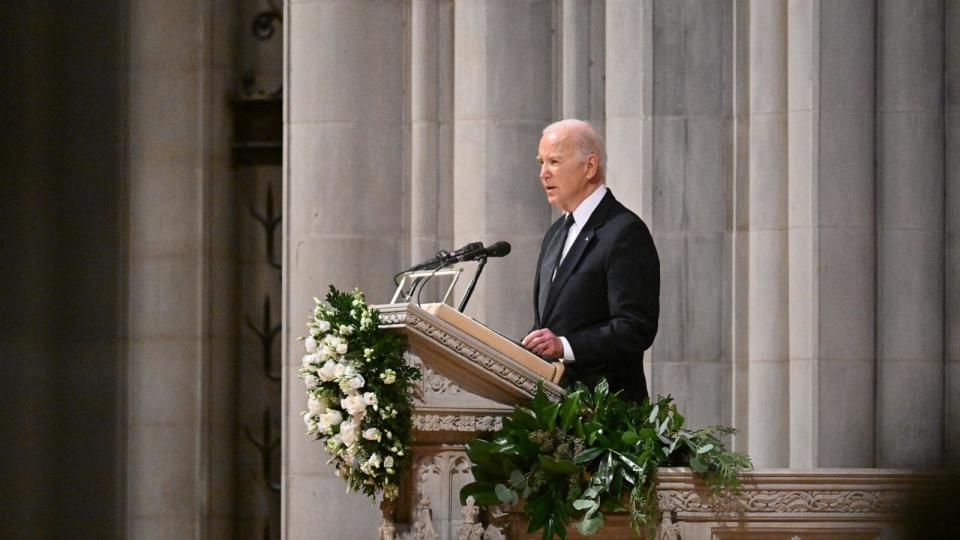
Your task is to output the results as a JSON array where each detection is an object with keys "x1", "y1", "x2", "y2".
[{"x1": 584, "y1": 154, "x2": 599, "y2": 181}]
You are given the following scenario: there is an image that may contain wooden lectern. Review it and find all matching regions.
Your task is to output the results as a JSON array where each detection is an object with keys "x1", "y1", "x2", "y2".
[{"x1": 375, "y1": 302, "x2": 564, "y2": 540}]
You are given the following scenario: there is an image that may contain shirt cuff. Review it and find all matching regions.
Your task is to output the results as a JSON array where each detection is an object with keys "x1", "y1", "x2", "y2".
[{"x1": 559, "y1": 337, "x2": 575, "y2": 362}]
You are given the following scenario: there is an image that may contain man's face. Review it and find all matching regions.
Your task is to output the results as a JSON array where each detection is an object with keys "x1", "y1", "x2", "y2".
[{"x1": 537, "y1": 130, "x2": 596, "y2": 213}]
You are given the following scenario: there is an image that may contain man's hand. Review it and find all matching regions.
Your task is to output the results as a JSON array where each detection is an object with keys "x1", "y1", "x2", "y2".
[{"x1": 522, "y1": 328, "x2": 564, "y2": 360}]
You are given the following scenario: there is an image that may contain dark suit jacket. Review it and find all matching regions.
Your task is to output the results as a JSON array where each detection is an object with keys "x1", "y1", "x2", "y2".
[{"x1": 534, "y1": 190, "x2": 660, "y2": 402}]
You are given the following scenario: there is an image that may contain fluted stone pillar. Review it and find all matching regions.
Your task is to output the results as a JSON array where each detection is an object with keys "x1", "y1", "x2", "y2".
[
  {"x1": 605, "y1": 0, "x2": 653, "y2": 218},
  {"x1": 452, "y1": 0, "x2": 554, "y2": 338},
  {"x1": 606, "y1": 0, "x2": 734, "y2": 430},
  {"x1": 948, "y1": 0, "x2": 960, "y2": 467},
  {"x1": 410, "y1": 0, "x2": 454, "y2": 270},
  {"x1": 560, "y1": 0, "x2": 605, "y2": 129},
  {"x1": 745, "y1": 0, "x2": 789, "y2": 468},
  {"x1": 786, "y1": 0, "x2": 876, "y2": 468},
  {"x1": 126, "y1": 0, "x2": 236, "y2": 537},
  {"x1": 876, "y1": 0, "x2": 945, "y2": 469},
  {"x1": 282, "y1": 1, "x2": 406, "y2": 537}
]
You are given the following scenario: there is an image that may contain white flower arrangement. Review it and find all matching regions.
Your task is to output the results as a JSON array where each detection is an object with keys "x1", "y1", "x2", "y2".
[{"x1": 299, "y1": 286, "x2": 420, "y2": 501}]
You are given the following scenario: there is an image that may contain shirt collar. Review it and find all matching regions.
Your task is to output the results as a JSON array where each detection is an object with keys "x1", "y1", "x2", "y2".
[{"x1": 568, "y1": 184, "x2": 607, "y2": 227}]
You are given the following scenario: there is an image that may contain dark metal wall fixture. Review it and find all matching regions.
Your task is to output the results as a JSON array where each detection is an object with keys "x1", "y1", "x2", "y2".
[
  {"x1": 248, "y1": 185, "x2": 282, "y2": 270},
  {"x1": 245, "y1": 295, "x2": 282, "y2": 382},
  {"x1": 234, "y1": 4, "x2": 283, "y2": 537},
  {"x1": 244, "y1": 409, "x2": 282, "y2": 493}
]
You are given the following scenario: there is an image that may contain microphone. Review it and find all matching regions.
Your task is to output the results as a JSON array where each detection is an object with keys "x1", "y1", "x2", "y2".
[
  {"x1": 459, "y1": 241, "x2": 511, "y2": 262},
  {"x1": 406, "y1": 242, "x2": 484, "y2": 272}
]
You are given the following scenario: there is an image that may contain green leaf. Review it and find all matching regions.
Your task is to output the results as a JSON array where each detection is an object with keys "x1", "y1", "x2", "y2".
[
  {"x1": 621, "y1": 430, "x2": 641, "y2": 446},
  {"x1": 593, "y1": 379, "x2": 609, "y2": 409},
  {"x1": 542, "y1": 402, "x2": 561, "y2": 430},
  {"x1": 647, "y1": 404, "x2": 659, "y2": 424},
  {"x1": 538, "y1": 454, "x2": 578, "y2": 475},
  {"x1": 558, "y1": 390, "x2": 582, "y2": 431},
  {"x1": 689, "y1": 455, "x2": 708, "y2": 474},
  {"x1": 696, "y1": 443, "x2": 714, "y2": 454},
  {"x1": 459, "y1": 481, "x2": 501, "y2": 506},
  {"x1": 573, "y1": 446, "x2": 604, "y2": 464},
  {"x1": 494, "y1": 483, "x2": 517, "y2": 504},
  {"x1": 572, "y1": 499, "x2": 594, "y2": 511},
  {"x1": 509, "y1": 469, "x2": 525, "y2": 486},
  {"x1": 576, "y1": 515, "x2": 603, "y2": 535}
]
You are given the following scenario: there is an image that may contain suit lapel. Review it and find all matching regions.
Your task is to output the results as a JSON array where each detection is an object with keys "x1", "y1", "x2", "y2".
[{"x1": 540, "y1": 191, "x2": 616, "y2": 323}]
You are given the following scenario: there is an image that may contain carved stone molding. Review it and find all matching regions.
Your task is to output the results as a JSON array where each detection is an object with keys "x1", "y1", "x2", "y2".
[
  {"x1": 657, "y1": 488, "x2": 903, "y2": 515},
  {"x1": 413, "y1": 414, "x2": 503, "y2": 432}
]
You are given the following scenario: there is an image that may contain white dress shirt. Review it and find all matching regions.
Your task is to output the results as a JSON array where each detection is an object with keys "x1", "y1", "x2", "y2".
[{"x1": 556, "y1": 185, "x2": 607, "y2": 362}]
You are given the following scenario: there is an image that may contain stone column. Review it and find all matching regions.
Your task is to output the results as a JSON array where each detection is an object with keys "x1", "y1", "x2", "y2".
[
  {"x1": 126, "y1": 0, "x2": 236, "y2": 537},
  {"x1": 410, "y1": 0, "x2": 454, "y2": 272},
  {"x1": 786, "y1": 0, "x2": 877, "y2": 468},
  {"x1": 452, "y1": 0, "x2": 554, "y2": 338},
  {"x1": 282, "y1": 1, "x2": 406, "y2": 537},
  {"x1": 604, "y1": 0, "x2": 653, "y2": 218},
  {"x1": 876, "y1": 0, "x2": 945, "y2": 469},
  {"x1": 944, "y1": 2, "x2": 960, "y2": 466},
  {"x1": 560, "y1": 0, "x2": 605, "y2": 128},
  {"x1": 633, "y1": 2, "x2": 734, "y2": 431},
  {"x1": 745, "y1": 0, "x2": 789, "y2": 468},
  {"x1": 946, "y1": 0, "x2": 960, "y2": 467}
]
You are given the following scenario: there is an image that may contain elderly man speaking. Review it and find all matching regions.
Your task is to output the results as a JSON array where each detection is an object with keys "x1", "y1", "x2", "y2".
[{"x1": 521, "y1": 119, "x2": 660, "y2": 403}]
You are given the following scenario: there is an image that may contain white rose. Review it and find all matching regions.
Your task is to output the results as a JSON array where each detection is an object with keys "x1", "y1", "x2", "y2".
[
  {"x1": 317, "y1": 320, "x2": 331, "y2": 332},
  {"x1": 362, "y1": 392, "x2": 377, "y2": 406},
  {"x1": 307, "y1": 395, "x2": 325, "y2": 415},
  {"x1": 384, "y1": 456, "x2": 394, "y2": 469},
  {"x1": 336, "y1": 341, "x2": 349, "y2": 355},
  {"x1": 367, "y1": 453, "x2": 382, "y2": 468},
  {"x1": 340, "y1": 394, "x2": 367, "y2": 417},
  {"x1": 305, "y1": 337, "x2": 319, "y2": 353},
  {"x1": 320, "y1": 408, "x2": 343, "y2": 427},
  {"x1": 362, "y1": 428, "x2": 381, "y2": 441},
  {"x1": 380, "y1": 369, "x2": 396, "y2": 385},
  {"x1": 350, "y1": 375, "x2": 365, "y2": 391},
  {"x1": 339, "y1": 324, "x2": 354, "y2": 336},
  {"x1": 318, "y1": 360, "x2": 337, "y2": 382},
  {"x1": 334, "y1": 362, "x2": 348, "y2": 378},
  {"x1": 340, "y1": 421, "x2": 359, "y2": 446},
  {"x1": 304, "y1": 374, "x2": 318, "y2": 389},
  {"x1": 301, "y1": 353, "x2": 319, "y2": 368}
]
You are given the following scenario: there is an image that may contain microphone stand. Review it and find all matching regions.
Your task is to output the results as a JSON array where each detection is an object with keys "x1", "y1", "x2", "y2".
[{"x1": 457, "y1": 256, "x2": 487, "y2": 312}]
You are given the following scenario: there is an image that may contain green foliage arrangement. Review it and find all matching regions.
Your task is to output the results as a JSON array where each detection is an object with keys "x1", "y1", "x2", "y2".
[{"x1": 460, "y1": 380, "x2": 752, "y2": 539}]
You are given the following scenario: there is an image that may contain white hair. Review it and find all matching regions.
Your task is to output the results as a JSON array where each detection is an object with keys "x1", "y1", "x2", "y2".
[{"x1": 542, "y1": 119, "x2": 607, "y2": 177}]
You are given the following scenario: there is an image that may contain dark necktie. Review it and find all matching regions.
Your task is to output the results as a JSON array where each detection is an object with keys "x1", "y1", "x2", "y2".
[{"x1": 538, "y1": 214, "x2": 575, "y2": 318}]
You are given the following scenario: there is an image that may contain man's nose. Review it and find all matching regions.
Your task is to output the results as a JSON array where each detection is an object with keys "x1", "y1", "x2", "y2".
[{"x1": 539, "y1": 163, "x2": 549, "y2": 178}]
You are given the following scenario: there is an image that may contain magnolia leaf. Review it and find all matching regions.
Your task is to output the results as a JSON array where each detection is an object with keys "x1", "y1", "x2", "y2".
[
  {"x1": 510, "y1": 469, "x2": 525, "y2": 486},
  {"x1": 542, "y1": 402, "x2": 561, "y2": 430},
  {"x1": 459, "y1": 481, "x2": 501, "y2": 506},
  {"x1": 558, "y1": 390, "x2": 582, "y2": 431},
  {"x1": 696, "y1": 443, "x2": 715, "y2": 454},
  {"x1": 574, "y1": 446, "x2": 604, "y2": 464},
  {"x1": 647, "y1": 404, "x2": 659, "y2": 424},
  {"x1": 576, "y1": 515, "x2": 603, "y2": 535},
  {"x1": 572, "y1": 499, "x2": 594, "y2": 511},
  {"x1": 582, "y1": 486, "x2": 600, "y2": 499},
  {"x1": 689, "y1": 456, "x2": 708, "y2": 474},
  {"x1": 621, "y1": 430, "x2": 641, "y2": 446},
  {"x1": 539, "y1": 454, "x2": 578, "y2": 475},
  {"x1": 494, "y1": 483, "x2": 517, "y2": 504}
]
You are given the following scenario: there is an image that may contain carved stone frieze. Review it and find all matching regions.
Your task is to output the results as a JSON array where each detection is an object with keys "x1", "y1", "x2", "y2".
[
  {"x1": 413, "y1": 414, "x2": 503, "y2": 432},
  {"x1": 658, "y1": 487, "x2": 906, "y2": 515}
]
